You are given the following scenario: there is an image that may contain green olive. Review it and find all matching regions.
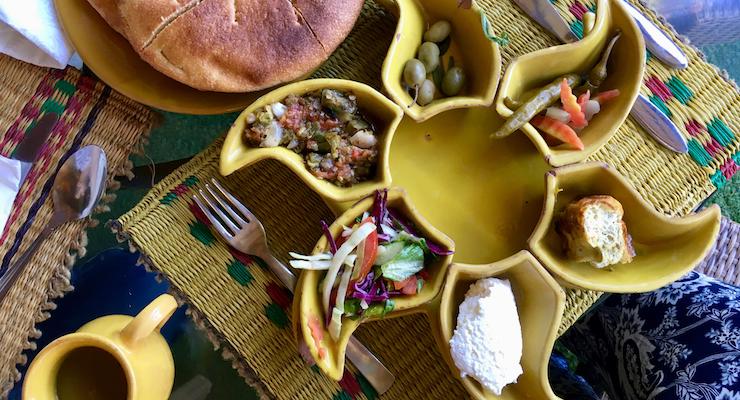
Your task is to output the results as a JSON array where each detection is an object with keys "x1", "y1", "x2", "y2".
[
  {"x1": 442, "y1": 67, "x2": 465, "y2": 96},
  {"x1": 417, "y1": 79, "x2": 436, "y2": 106},
  {"x1": 424, "y1": 20, "x2": 451, "y2": 43},
  {"x1": 418, "y1": 42, "x2": 440, "y2": 72},
  {"x1": 403, "y1": 59, "x2": 426, "y2": 87}
]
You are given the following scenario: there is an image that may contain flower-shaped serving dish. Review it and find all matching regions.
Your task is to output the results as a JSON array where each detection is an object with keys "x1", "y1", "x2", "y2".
[
  {"x1": 528, "y1": 162, "x2": 721, "y2": 292},
  {"x1": 438, "y1": 251, "x2": 565, "y2": 400},
  {"x1": 220, "y1": 79, "x2": 404, "y2": 204},
  {"x1": 292, "y1": 189, "x2": 454, "y2": 380},
  {"x1": 495, "y1": 0, "x2": 645, "y2": 166},
  {"x1": 379, "y1": 0, "x2": 501, "y2": 122}
]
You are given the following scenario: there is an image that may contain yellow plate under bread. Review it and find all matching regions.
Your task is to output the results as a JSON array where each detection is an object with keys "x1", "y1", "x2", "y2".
[{"x1": 54, "y1": 0, "x2": 263, "y2": 114}]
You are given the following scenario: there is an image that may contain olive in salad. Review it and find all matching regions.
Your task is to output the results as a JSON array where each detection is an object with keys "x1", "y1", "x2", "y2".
[
  {"x1": 290, "y1": 190, "x2": 454, "y2": 341},
  {"x1": 243, "y1": 89, "x2": 380, "y2": 187}
]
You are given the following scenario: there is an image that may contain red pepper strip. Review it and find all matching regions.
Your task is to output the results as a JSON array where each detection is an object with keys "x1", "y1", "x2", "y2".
[
  {"x1": 594, "y1": 89, "x2": 620, "y2": 105},
  {"x1": 531, "y1": 115, "x2": 584, "y2": 150},
  {"x1": 348, "y1": 218, "x2": 378, "y2": 295},
  {"x1": 560, "y1": 79, "x2": 588, "y2": 128}
]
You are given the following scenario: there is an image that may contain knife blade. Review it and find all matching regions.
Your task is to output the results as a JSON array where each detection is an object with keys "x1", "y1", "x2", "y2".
[
  {"x1": 511, "y1": 0, "x2": 688, "y2": 153},
  {"x1": 630, "y1": 95, "x2": 688, "y2": 152},
  {"x1": 13, "y1": 112, "x2": 58, "y2": 182},
  {"x1": 511, "y1": 0, "x2": 578, "y2": 44},
  {"x1": 619, "y1": 0, "x2": 688, "y2": 69}
]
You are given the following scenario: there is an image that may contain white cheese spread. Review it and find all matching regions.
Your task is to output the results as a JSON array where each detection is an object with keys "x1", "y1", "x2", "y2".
[{"x1": 449, "y1": 277, "x2": 523, "y2": 395}]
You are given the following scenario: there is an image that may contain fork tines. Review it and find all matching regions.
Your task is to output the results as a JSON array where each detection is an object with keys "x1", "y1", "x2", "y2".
[{"x1": 193, "y1": 178, "x2": 255, "y2": 239}]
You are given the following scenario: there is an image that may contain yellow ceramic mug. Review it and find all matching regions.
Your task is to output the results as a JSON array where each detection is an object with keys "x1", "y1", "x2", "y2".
[{"x1": 23, "y1": 294, "x2": 177, "y2": 400}]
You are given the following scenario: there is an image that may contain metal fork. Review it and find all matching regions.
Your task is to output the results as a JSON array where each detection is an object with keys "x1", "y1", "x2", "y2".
[{"x1": 194, "y1": 178, "x2": 394, "y2": 394}]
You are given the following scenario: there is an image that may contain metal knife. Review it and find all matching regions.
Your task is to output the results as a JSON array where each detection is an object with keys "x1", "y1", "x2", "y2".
[
  {"x1": 14, "y1": 112, "x2": 59, "y2": 182},
  {"x1": 511, "y1": 0, "x2": 688, "y2": 153},
  {"x1": 619, "y1": 0, "x2": 688, "y2": 69}
]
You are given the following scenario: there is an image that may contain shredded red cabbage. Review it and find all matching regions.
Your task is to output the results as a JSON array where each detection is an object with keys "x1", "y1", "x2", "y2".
[
  {"x1": 371, "y1": 189, "x2": 388, "y2": 231},
  {"x1": 351, "y1": 271, "x2": 391, "y2": 302},
  {"x1": 387, "y1": 207, "x2": 454, "y2": 256},
  {"x1": 320, "y1": 220, "x2": 337, "y2": 254},
  {"x1": 354, "y1": 271, "x2": 375, "y2": 294}
]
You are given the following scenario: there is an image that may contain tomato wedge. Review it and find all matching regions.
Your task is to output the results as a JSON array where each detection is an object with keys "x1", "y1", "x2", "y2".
[
  {"x1": 347, "y1": 218, "x2": 378, "y2": 293},
  {"x1": 393, "y1": 275, "x2": 418, "y2": 295},
  {"x1": 355, "y1": 217, "x2": 378, "y2": 281}
]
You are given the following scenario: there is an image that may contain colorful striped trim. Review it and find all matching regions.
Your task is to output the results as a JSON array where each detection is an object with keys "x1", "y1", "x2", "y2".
[{"x1": 160, "y1": 176, "x2": 199, "y2": 205}]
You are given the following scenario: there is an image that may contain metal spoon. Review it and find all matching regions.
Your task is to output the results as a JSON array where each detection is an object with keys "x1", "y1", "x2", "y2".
[{"x1": 0, "y1": 145, "x2": 108, "y2": 300}]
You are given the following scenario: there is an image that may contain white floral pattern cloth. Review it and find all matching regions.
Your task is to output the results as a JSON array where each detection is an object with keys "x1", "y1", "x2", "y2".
[{"x1": 553, "y1": 272, "x2": 740, "y2": 400}]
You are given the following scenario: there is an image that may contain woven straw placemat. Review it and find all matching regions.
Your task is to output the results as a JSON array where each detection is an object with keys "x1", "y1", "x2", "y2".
[
  {"x1": 0, "y1": 54, "x2": 157, "y2": 396},
  {"x1": 116, "y1": 0, "x2": 738, "y2": 398}
]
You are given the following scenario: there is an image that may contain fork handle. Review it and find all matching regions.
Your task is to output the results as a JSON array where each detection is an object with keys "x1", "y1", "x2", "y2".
[{"x1": 261, "y1": 254, "x2": 297, "y2": 291}]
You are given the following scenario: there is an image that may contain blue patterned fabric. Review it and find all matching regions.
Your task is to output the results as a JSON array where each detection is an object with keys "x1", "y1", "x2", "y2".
[{"x1": 551, "y1": 271, "x2": 740, "y2": 400}]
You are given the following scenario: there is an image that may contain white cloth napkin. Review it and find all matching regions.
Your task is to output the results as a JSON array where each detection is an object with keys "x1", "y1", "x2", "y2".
[
  {"x1": 0, "y1": 0, "x2": 82, "y2": 69},
  {"x1": 0, "y1": 156, "x2": 22, "y2": 234}
]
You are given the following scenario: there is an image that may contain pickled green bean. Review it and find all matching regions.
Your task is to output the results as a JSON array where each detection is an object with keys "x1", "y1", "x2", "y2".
[{"x1": 491, "y1": 74, "x2": 581, "y2": 138}]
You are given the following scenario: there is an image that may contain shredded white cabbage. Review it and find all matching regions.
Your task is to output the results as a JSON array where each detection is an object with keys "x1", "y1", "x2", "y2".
[
  {"x1": 328, "y1": 307, "x2": 344, "y2": 341},
  {"x1": 290, "y1": 254, "x2": 356, "y2": 270},
  {"x1": 289, "y1": 252, "x2": 332, "y2": 261},
  {"x1": 331, "y1": 265, "x2": 355, "y2": 339},
  {"x1": 321, "y1": 222, "x2": 376, "y2": 320}
]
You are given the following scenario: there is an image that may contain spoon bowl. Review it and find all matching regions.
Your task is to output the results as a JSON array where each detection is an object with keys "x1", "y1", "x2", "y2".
[
  {"x1": 0, "y1": 145, "x2": 108, "y2": 300},
  {"x1": 51, "y1": 145, "x2": 108, "y2": 225}
]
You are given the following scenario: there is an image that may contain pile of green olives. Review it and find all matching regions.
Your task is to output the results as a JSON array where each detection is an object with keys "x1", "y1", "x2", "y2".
[{"x1": 403, "y1": 20, "x2": 466, "y2": 106}]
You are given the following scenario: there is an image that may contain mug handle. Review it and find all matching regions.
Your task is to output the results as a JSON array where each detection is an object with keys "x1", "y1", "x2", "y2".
[{"x1": 121, "y1": 294, "x2": 178, "y2": 347}]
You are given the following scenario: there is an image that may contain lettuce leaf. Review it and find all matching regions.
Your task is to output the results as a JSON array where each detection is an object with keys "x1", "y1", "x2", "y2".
[{"x1": 380, "y1": 243, "x2": 425, "y2": 281}]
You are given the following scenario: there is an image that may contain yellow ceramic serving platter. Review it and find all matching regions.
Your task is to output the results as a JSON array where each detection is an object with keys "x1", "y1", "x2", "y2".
[{"x1": 217, "y1": 0, "x2": 721, "y2": 397}]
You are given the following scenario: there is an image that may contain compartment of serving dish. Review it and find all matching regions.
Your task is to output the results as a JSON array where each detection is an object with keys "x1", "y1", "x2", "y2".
[
  {"x1": 220, "y1": 79, "x2": 404, "y2": 203},
  {"x1": 438, "y1": 251, "x2": 565, "y2": 399},
  {"x1": 293, "y1": 188, "x2": 454, "y2": 380},
  {"x1": 528, "y1": 162, "x2": 721, "y2": 292},
  {"x1": 379, "y1": 0, "x2": 501, "y2": 122},
  {"x1": 495, "y1": 0, "x2": 645, "y2": 166}
]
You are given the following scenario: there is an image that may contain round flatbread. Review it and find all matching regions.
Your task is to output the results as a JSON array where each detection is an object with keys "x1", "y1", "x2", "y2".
[{"x1": 87, "y1": 0, "x2": 364, "y2": 92}]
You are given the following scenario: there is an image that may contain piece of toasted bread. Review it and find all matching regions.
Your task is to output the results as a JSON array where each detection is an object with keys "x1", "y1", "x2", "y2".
[
  {"x1": 86, "y1": 0, "x2": 364, "y2": 92},
  {"x1": 556, "y1": 195, "x2": 635, "y2": 269}
]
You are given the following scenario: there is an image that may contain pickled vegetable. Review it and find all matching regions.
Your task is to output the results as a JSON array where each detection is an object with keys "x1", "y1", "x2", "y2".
[
  {"x1": 404, "y1": 59, "x2": 426, "y2": 87},
  {"x1": 581, "y1": 31, "x2": 621, "y2": 93},
  {"x1": 417, "y1": 79, "x2": 436, "y2": 106},
  {"x1": 424, "y1": 20, "x2": 451, "y2": 42},
  {"x1": 418, "y1": 42, "x2": 440, "y2": 72},
  {"x1": 492, "y1": 74, "x2": 581, "y2": 138},
  {"x1": 531, "y1": 115, "x2": 584, "y2": 150},
  {"x1": 560, "y1": 79, "x2": 587, "y2": 128},
  {"x1": 442, "y1": 67, "x2": 465, "y2": 96}
]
